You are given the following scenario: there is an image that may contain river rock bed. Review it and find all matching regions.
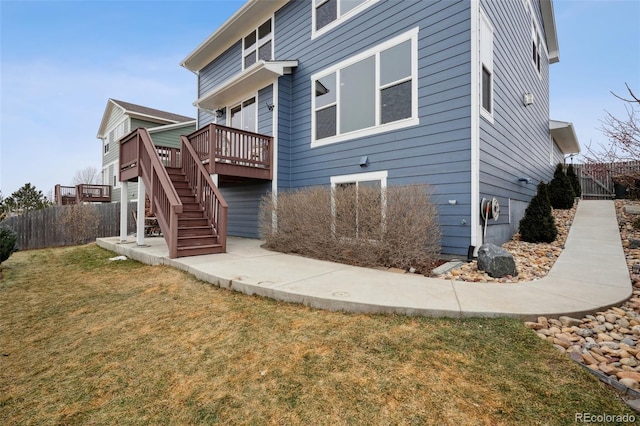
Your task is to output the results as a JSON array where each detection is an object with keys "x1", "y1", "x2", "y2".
[
  {"x1": 524, "y1": 200, "x2": 640, "y2": 390},
  {"x1": 435, "y1": 204, "x2": 577, "y2": 283}
]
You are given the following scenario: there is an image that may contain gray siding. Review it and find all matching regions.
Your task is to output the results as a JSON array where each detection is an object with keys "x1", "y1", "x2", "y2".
[
  {"x1": 478, "y1": 0, "x2": 557, "y2": 245},
  {"x1": 102, "y1": 107, "x2": 126, "y2": 171},
  {"x1": 275, "y1": 0, "x2": 473, "y2": 255},
  {"x1": 219, "y1": 181, "x2": 271, "y2": 238}
]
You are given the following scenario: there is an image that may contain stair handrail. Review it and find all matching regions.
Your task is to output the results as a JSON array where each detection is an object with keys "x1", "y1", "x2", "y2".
[
  {"x1": 180, "y1": 135, "x2": 229, "y2": 253},
  {"x1": 136, "y1": 128, "x2": 183, "y2": 258}
]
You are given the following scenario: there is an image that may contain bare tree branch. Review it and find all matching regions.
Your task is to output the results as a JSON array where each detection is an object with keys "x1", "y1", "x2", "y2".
[{"x1": 72, "y1": 166, "x2": 100, "y2": 185}]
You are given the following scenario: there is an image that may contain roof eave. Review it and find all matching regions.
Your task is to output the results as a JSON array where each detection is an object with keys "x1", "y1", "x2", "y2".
[
  {"x1": 147, "y1": 120, "x2": 197, "y2": 134},
  {"x1": 194, "y1": 60, "x2": 298, "y2": 111},
  {"x1": 540, "y1": 0, "x2": 560, "y2": 63},
  {"x1": 550, "y1": 120, "x2": 581, "y2": 155},
  {"x1": 181, "y1": 0, "x2": 290, "y2": 72},
  {"x1": 96, "y1": 99, "x2": 123, "y2": 139}
]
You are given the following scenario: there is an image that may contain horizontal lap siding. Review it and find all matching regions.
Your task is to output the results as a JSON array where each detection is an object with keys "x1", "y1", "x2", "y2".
[
  {"x1": 275, "y1": 0, "x2": 472, "y2": 254},
  {"x1": 149, "y1": 125, "x2": 197, "y2": 149},
  {"x1": 219, "y1": 182, "x2": 271, "y2": 238},
  {"x1": 198, "y1": 41, "x2": 242, "y2": 127},
  {"x1": 479, "y1": 0, "x2": 555, "y2": 244}
]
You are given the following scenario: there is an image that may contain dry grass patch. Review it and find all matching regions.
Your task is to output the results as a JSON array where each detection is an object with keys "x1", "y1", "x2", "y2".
[{"x1": 0, "y1": 244, "x2": 633, "y2": 425}]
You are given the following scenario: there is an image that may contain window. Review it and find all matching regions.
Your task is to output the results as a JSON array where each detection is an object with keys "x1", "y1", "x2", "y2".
[
  {"x1": 313, "y1": 0, "x2": 378, "y2": 37},
  {"x1": 532, "y1": 20, "x2": 542, "y2": 74},
  {"x1": 243, "y1": 19, "x2": 272, "y2": 69},
  {"x1": 104, "y1": 119, "x2": 129, "y2": 155},
  {"x1": 312, "y1": 28, "x2": 418, "y2": 147},
  {"x1": 331, "y1": 171, "x2": 387, "y2": 240},
  {"x1": 479, "y1": 10, "x2": 493, "y2": 121},
  {"x1": 229, "y1": 97, "x2": 257, "y2": 133}
]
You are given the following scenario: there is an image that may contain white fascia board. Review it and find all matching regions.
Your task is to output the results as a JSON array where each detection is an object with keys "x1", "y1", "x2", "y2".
[
  {"x1": 550, "y1": 120, "x2": 580, "y2": 154},
  {"x1": 540, "y1": 0, "x2": 560, "y2": 63},
  {"x1": 96, "y1": 99, "x2": 125, "y2": 139},
  {"x1": 194, "y1": 60, "x2": 298, "y2": 111},
  {"x1": 147, "y1": 120, "x2": 197, "y2": 134},
  {"x1": 181, "y1": 0, "x2": 290, "y2": 72}
]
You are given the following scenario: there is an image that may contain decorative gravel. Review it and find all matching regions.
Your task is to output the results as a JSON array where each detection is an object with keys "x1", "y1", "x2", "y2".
[{"x1": 435, "y1": 203, "x2": 578, "y2": 283}]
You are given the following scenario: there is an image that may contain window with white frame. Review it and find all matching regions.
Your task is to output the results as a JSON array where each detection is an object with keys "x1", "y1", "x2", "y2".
[
  {"x1": 243, "y1": 19, "x2": 273, "y2": 69},
  {"x1": 228, "y1": 96, "x2": 257, "y2": 133},
  {"x1": 313, "y1": 0, "x2": 378, "y2": 37},
  {"x1": 312, "y1": 28, "x2": 418, "y2": 147},
  {"x1": 330, "y1": 171, "x2": 387, "y2": 240},
  {"x1": 531, "y1": 19, "x2": 543, "y2": 75},
  {"x1": 479, "y1": 10, "x2": 494, "y2": 121}
]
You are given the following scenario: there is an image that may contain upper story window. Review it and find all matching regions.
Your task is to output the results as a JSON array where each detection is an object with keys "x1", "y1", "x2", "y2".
[
  {"x1": 243, "y1": 19, "x2": 273, "y2": 69},
  {"x1": 311, "y1": 27, "x2": 419, "y2": 147},
  {"x1": 105, "y1": 119, "x2": 129, "y2": 156},
  {"x1": 312, "y1": 0, "x2": 378, "y2": 38},
  {"x1": 531, "y1": 21, "x2": 542, "y2": 75},
  {"x1": 479, "y1": 10, "x2": 494, "y2": 122}
]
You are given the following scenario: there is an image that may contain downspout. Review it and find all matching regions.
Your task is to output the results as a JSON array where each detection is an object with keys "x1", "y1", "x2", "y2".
[{"x1": 470, "y1": 0, "x2": 481, "y2": 253}]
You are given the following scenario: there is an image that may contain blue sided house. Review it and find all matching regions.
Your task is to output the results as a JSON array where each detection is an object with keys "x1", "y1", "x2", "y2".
[{"x1": 120, "y1": 0, "x2": 580, "y2": 259}]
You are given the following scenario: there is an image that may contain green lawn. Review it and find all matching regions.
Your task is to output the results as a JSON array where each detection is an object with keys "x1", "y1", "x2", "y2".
[{"x1": 0, "y1": 244, "x2": 634, "y2": 425}]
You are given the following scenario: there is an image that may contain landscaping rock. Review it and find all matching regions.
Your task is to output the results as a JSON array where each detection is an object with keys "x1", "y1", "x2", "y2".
[
  {"x1": 476, "y1": 244, "x2": 517, "y2": 278},
  {"x1": 559, "y1": 316, "x2": 582, "y2": 327},
  {"x1": 619, "y1": 378, "x2": 640, "y2": 390}
]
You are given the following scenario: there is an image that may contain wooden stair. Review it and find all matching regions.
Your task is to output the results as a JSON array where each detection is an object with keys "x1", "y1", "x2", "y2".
[{"x1": 166, "y1": 167, "x2": 224, "y2": 257}]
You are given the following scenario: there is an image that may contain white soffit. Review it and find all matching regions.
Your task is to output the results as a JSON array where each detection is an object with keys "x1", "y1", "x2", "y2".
[
  {"x1": 550, "y1": 120, "x2": 580, "y2": 154},
  {"x1": 195, "y1": 60, "x2": 298, "y2": 110},
  {"x1": 540, "y1": 0, "x2": 560, "y2": 63}
]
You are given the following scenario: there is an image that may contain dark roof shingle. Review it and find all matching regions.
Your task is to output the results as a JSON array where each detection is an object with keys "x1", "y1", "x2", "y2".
[{"x1": 111, "y1": 99, "x2": 194, "y2": 123}]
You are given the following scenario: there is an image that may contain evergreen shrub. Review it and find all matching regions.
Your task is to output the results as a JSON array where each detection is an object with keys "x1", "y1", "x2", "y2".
[
  {"x1": 519, "y1": 182, "x2": 557, "y2": 243},
  {"x1": 548, "y1": 163, "x2": 575, "y2": 209}
]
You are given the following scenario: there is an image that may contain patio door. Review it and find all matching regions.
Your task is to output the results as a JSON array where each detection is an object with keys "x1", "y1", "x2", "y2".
[{"x1": 227, "y1": 97, "x2": 256, "y2": 159}]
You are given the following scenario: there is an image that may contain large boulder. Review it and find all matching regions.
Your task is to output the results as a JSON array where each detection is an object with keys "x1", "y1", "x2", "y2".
[{"x1": 477, "y1": 243, "x2": 517, "y2": 278}]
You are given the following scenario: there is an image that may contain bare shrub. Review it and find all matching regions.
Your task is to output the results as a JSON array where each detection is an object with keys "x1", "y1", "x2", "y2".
[
  {"x1": 57, "y1": 204, "x2": 100, "y2": 245},
  {"x1": 259, "y1": 184, "x2": 441, "y2": 274}
]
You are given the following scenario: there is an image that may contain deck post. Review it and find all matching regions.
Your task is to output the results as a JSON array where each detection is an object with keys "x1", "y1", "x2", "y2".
[
  {"x1": 137, "y1": 180, "x2": 146, "y2": 246},
  {"x1": 120, "y1": 181, "x2": 128, "y2": 243}
]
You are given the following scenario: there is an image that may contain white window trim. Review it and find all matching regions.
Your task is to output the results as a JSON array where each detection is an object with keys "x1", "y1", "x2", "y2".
[
  {"x1": 330, "y1": 170, "x2": 388, "y2": 239},
  {"x1": 105, "y1": 118, "x2": 129, "y2": 157},
  {"x1": 311, "y1": 27, "x2": 419, "y2": 148},
  {"x1": 526, "y1": 0, "x2": 547, "y2": 79},
  {"x1": 103, "y1": 137, "x2": 110, "y2": 155},
  {"x1": 242, "y1": 16, "x2": 274, "y2": 71},
  {"x1": 312, "y1": 0, "x2": 380, "y2": 39},
  {"x1": 479, "y1": 9, "x2": 494, "y2": 124}
]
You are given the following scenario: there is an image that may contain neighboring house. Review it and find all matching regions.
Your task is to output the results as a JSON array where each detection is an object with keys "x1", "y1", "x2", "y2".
[
  {"x1": 96, "y1": 99, "x2": 196, "y2": 202},
  {"x1": 177, "y1": 0, "x2": 579, "y2": 256}
]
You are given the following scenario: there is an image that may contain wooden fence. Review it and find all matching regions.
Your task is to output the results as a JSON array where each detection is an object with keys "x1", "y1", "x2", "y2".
[
  {"x1": 0, "y1": 202, "x2": 137, "y2": 251},
  {"x1": 574, "y1": 161, "x2": 640, "y2": 200}
]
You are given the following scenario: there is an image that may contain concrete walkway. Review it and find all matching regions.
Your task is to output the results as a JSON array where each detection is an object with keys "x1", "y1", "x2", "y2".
[{"x1": 97, "y1": 200, "x2": 632, "y2": 320}]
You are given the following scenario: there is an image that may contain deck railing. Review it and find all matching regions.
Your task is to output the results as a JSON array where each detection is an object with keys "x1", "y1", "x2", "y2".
[
  {"x1": 54, "y1": 184, "x2": 111, "y2": 205},
  {"x1": 181, "y1": 135, "x2": 228, "y2": 252},
  {"x1": 120, "y1": 128, "x2": 183, "y2": 258},
  {"x1": 187, "y1": 123, "x2": 273, "y2": 179}
]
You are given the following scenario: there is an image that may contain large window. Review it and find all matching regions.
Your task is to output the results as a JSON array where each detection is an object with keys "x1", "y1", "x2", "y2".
[
  {"x1": 331, "y1": 171, "x2": 387, "y2": 240},
  {"x1": 311, "y1": 28, "x2": 418, "y2": 147},
  {"x1": 243, "y1": 19, "x2": 273, "y2": 69},
  {"x1": 313, "y1": 0, "x2": 378, "y2": 37},
  {"x1": 479, "y1": 10, "x2": 494, "y2": 122},
  {"x1": 229, "y1": 97, "x2": 257, "y2": 133}
]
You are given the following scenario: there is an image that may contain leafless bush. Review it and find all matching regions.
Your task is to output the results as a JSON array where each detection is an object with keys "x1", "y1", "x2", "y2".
[
  {"x1": 259, "y1": 184, "x2": 441, "y2": 274},
  {"x1": 57, "y1": 204, "x2": 100, "y2": 245}
]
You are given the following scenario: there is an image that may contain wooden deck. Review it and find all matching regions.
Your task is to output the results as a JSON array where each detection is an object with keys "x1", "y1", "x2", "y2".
[{"x1": 54, "y1": 184, "x2": 111, "y2": 205}]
